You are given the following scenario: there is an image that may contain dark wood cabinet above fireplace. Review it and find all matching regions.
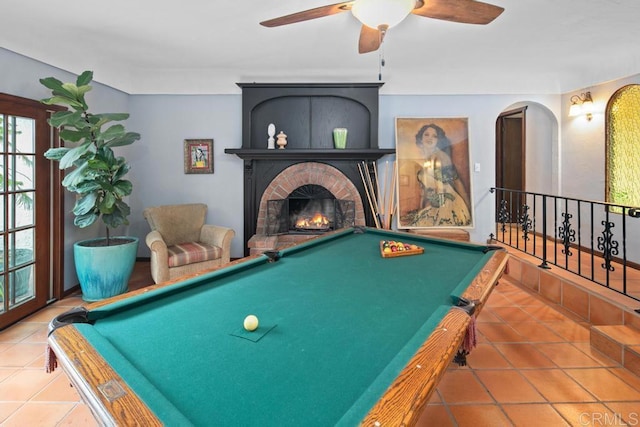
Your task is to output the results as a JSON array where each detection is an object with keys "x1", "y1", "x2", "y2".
[
  {"x1": 231, "y1": 82, "x2": 387, "y2": 151},
  {"x1": 225, "y1": 82, "x2": 394, "y2": 255}
]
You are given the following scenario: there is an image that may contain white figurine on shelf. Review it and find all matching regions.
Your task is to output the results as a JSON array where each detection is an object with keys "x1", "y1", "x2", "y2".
[
  {"x1": 277, "y1": 131, "x2": 288, "y2": 149},
  {"x1": 267, "y1": 123, "x2": 276, "y2": 149}
]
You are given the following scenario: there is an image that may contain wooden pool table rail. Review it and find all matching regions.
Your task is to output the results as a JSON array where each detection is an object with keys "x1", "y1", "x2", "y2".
[
  {"x1": 361, "y1": 249, "x2": 509, "y2": 426},
  {"x1": 48, "y1": 326, "x2": 162, "y2": 427}
]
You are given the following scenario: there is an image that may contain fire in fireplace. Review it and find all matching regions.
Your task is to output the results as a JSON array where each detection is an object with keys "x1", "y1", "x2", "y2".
[
  {"x1": 294, "y1": 211, "x2": 330, "y2": 230},
  {"x1": 266, "y1": 184, "x2": 355, "y2": 235}
]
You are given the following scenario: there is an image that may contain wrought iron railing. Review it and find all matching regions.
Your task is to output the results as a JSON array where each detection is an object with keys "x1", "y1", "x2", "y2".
[{"x1": 490, "y1": 187, "x2": 640, "y2": 302}]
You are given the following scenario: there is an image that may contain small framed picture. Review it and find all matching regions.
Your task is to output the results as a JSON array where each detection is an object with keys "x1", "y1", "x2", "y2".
[{"x1": 184, "y1": 139, "x2": 214, "y2": 174}]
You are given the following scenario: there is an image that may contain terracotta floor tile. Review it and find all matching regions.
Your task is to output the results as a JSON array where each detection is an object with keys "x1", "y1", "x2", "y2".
[
  {"x1": 32, "y1": 373, "x2": 82, "y2": 402},
  {"x1": 609, "y1": 367, "x2": 640, "y2": 392},
  {"x1": 504, "y1": 291, "x2": 547, "y2": 307},
  {"x1": 427, "y1": 389, "x2": 442, "y2": 403},
  {"x1": 50, "y1": 296, "x2": 85, "y2": 308},
  {"x1": 552, "y1": 403, "x2": 618, "y2": 427},
  {"x1": 466, "y1": 344, "x2": 512, "y2": 369},
  {"x1": 0, "y1": 323, "x2": 42, "y2": 343},
  {"x1": 475, "y1": 332, "x2": 489, "y2": 345},
  {"x1": 489, "y1": 306, "x2": 536, "y2": 323},
  {"x1": 476, "y1": 308, "x2": 503, "y2": 323},
  {"x1": 0, "y1": 368, "x2": 18, "y2": 383},
  {"x1": 521, "y1": 305, "x2": 569, "y2": 322},
  {"x1": 0, "y1": 342, "x2": 47, "y2": 368},
  {"x1": 0, "y1": 342, "x2": 12, "y2": 353},
  {"x1": 477, "y1": 323, "x2": 526, "y2": 343},
  {"x1": 474, "y1": 370, "x2": 546, "y2": 403},
  {"x1": 0, "y1": 402, "x2": 23, "y2": 424},
  {"x1": 535, "y1": 343, "x2": 606, "y2": 368},
  {"x1": 27, "y1": 352, "x2": 47, "y2": 369},
  {"x1": 501, "y1": 403, "x2": 571, "y2": 426},
  {"x1": 520, "y1": 369, "x2": 597, "y2": 403},
  {"x1": 20, "y1": 324, "x2": 48, "y2": 344},
  {"x1": 1, "y1": 401, "x2": 76, "y2": 427},
  {"x1": 23, "y1": 305, "x2": 77, "y2": 324},
  {"x1": 603, "y1": 402, "x2": 640, "y2": 426},
  {"x1": 494, "y1": 343, "x2": 557, "y2": 369},
  {"x1": 545, "y1": 320, "x2": 591, "y2": 342},
  {"x1": 448, "y1": 404, "x2": 513, "y2": 427},
  {"x1": 573, "y1": 342, "x2": 619, "y2": 367},
  {"x1": 0, "y1": 369, "x2": 57, "y2": 401},
  {"x1": 57, "y1": 403, "x2": 100, "y2": 427},
  {"x1": 484, "y1": 292, "x2": 514, "y2": 308},
  {"x1": 436, "y1": 370, "x2": 494, "y2": 404},
  {"x1": 415, "y1": 404, "x2": 455, "y2": 426},
  {"x1": 508, "y1": 321, "x2": 566, "y2": 342},
  {"x1": 564, "y1": 368, "x2": 640, "y2": 401},
  {"x1": 494, "y1": 281, "x2": 523, "y2": 295}
]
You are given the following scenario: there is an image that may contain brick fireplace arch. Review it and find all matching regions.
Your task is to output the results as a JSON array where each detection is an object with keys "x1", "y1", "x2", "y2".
[{"x1": 249, "y1": 162, "x2": 366, "y2": 254}]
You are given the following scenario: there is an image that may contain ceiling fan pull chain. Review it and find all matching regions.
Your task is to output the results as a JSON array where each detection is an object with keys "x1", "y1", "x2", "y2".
[{"x1": 378, "y1": 32, "x2": 386, "y2": 81}]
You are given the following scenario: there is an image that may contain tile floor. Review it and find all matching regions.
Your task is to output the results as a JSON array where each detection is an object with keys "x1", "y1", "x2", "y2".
[{"x1": 2, "y1": 262, "x2": 640, "y2": 426}]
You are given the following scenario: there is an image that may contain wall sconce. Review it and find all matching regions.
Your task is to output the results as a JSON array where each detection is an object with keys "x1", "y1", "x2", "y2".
[{"x1": 569, "y1": 91, "x2": 594, "y2": 121}]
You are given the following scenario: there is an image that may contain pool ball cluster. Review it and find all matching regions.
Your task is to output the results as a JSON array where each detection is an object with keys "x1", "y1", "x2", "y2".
[{"x1": 381, "y1": 240, "x2": 420, "y2": 254}]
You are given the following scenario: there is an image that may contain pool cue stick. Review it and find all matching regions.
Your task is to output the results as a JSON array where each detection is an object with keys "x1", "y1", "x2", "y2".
[
  {"x1": 388, "y1": 160, "x2": 397, "y2": 229},
  {"x1": 390, "y1": 161, "x2": 398, "y2": 227},
  {"x1": 364, "y1": 161, "x2": 379, "y2": 213},
  {"x1": 385, "y1": 162, "x2": 393, "y2": 229},
  {"x1": 372, "y1": 161, "x2": 383, "y2": 225},
  {"x1": 363, "y1": 162, "x2": 382, "y2": 226},
  {"x1": 382, "y1": 160, "x2": 389, "y2": 228},
  {"x1": 358, "y1": 163, "x2": 380, "y2": 228}
]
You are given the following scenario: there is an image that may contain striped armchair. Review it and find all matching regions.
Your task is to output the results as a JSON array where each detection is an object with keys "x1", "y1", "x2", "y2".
[{"x1": 143, "y1": 203, "x2": 235, "y2": 284}]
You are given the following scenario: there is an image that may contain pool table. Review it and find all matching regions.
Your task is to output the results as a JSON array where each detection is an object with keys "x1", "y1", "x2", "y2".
[{"x1": 48, "y1": 227, "x2": 508, "y2": 426}]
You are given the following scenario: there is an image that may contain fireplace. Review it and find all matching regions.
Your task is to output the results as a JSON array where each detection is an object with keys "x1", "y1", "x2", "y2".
[
  {"x1": 224, "y1": 82, "x2": 394, "y2": 255},
  {"x1": 245, "y1": 162, "x2": 365, "y2": 254},
  {"x1": 266, "y1": 184, "x2": 355, "y2": 235}
]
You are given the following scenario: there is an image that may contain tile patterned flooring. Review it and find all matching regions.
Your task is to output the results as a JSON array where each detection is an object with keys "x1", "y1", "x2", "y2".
[{"x1": 2, "y1": 262, "x2": 640, "y2": 426}]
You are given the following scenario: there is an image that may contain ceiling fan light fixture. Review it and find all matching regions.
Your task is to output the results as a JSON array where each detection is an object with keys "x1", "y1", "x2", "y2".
[{"x1": 351, "y1": 0, "x2": 416, "y2": 29}]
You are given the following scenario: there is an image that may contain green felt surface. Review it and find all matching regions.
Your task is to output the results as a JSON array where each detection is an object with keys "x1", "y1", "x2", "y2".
[
  {"x1": 230, "y1": 324, "x2": 278, "y2": 342},
  {"x1": 83, "y1": 228, "x2": 491, "y2": 426}
]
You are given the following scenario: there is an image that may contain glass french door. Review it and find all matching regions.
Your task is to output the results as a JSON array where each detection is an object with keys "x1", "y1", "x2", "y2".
[{"x1": 0, "y1": 94, "x2": 52, "y2": 329}]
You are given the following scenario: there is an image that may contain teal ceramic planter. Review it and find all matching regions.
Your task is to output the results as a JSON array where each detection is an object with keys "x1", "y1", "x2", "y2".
[{"x1": 74, "y1": 237, "x2": 139, "y2": 301}]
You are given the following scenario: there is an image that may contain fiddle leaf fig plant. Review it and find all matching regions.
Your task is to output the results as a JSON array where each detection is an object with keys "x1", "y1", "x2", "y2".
[{"x1": 40, "y1": 71, "x2": 141, "y2": 244}]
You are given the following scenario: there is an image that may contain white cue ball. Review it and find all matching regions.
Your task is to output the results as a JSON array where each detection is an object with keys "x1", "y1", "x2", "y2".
[{"x1": 244, "y1": 315, "x2": 259, "y2": 332}]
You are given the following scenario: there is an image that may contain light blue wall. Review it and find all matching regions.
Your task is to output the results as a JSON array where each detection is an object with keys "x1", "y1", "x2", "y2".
[{"x1": 126, "y1": 95, "x2": 244, "y2": 258}]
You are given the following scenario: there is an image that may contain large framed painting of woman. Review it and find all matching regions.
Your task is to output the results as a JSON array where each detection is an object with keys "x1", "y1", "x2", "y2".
[{"x1": 395, "y1": 117, "x2": 473, "y2": 229}]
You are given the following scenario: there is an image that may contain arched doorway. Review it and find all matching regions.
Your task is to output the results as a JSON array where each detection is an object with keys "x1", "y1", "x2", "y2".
[
  {"x1": 496, "y1": 107, "x2": 526, "y2": 222},
  {"x1": 495, "y1": 101, "x2": 559, "y2": 227}
]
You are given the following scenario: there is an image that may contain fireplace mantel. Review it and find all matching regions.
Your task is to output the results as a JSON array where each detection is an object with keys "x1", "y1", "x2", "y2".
[{"x1": 224, "y1": 148, "x2": 394, "y2": 161}]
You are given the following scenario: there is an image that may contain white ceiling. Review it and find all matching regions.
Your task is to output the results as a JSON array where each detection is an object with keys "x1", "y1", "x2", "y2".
[{"x1": 2, "y1": 0, "x2": 640, "y2": 95}]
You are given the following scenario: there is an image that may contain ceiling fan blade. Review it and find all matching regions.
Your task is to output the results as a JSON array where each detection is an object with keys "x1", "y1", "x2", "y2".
[
  {"x1": 412, "y1": 0, "x2": 504, "y2": 25},
  {"x1": 358, "y1": 25, "x2": 383, "y2": 54},
  {"x1": 260, "y1": 2, "x2": 354, "y2": 27}
]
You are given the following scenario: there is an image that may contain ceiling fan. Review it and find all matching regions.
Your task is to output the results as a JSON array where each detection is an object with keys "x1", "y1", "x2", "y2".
[{"x1": 260, "y1": 0, "x2": 504, "y2": 54}]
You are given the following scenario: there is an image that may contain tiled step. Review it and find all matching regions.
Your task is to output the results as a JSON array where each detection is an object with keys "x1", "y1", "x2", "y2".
[
  {"x1": 591, "y1": 324, "x2": 640, "y2": 376},
  {"x1": 626, "y1": 345, "x2": 640, "y2": 377}
]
